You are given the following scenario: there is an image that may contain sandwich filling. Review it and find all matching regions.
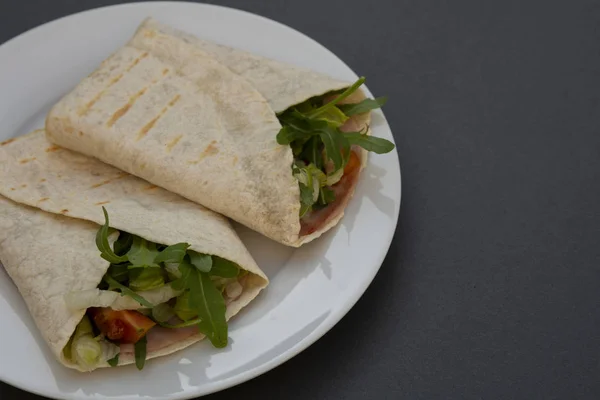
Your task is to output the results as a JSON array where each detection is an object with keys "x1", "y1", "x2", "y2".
[
  {"x1": 63, "y1": 208, "x2": 247, "y2": 371},
  {"x1": 276, "y1": 77, "x2": 395, "y2": 236}
]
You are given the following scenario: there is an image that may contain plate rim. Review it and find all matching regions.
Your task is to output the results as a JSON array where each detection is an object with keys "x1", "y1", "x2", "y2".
[{"x1": 0, "y1": 2, "x2": 402, "y2": 399}]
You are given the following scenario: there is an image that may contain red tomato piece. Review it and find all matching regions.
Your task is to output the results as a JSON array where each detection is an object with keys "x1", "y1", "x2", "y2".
[
  {"x1": 344, "y1": 150, "x2": 361, "y2": 176},
  {"x1": 88, "y1": 307, "x2": 156, "y2": 344}
]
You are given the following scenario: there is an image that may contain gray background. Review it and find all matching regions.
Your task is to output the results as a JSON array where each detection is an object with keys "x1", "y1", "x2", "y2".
[{"x1": 1, "y1": 0, "x2": 600, "y2": 399}]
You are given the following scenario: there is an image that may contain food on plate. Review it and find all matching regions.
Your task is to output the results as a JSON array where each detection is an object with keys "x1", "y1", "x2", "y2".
[
  {"x1": 0, "y1": 130, "x2": 267, "y2": 371},
  {"x1": 45, "y1": 18, "x2": 395, "y2": 246}
]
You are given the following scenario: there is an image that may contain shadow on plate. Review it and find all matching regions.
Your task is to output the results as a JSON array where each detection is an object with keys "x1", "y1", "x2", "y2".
[{"x1": 214, "y1": 310, "x2": 330, "y2": 381}]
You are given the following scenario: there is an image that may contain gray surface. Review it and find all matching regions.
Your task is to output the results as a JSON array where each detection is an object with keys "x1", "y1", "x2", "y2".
[{"x1": 1, "y1": 0, "x2": 600, "y2": 399}]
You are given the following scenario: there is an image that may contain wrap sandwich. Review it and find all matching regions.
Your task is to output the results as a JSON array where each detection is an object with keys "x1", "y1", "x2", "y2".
[
  {"x1": 45, "y1": 18, "x2": 395, "y2": 246},
  {"x1": 0, "y1": 130, "x2": 268, "y2": 371}
]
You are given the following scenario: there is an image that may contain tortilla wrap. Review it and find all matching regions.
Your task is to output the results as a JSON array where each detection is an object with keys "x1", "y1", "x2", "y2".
[
  {"x1": 0, "y1": 130, "x2": 267, "y2": 371},
  {"x1": 46, "y1": 18, "x2": 372, "y2": 246}
]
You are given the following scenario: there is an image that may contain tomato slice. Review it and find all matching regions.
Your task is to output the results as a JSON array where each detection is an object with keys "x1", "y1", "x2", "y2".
[
  {"x1": 343, "y1": 150, "x2": 361, "y2": 176},
  {"x1": 88, "y1": 308, "x2": 156, "y2": 344}
]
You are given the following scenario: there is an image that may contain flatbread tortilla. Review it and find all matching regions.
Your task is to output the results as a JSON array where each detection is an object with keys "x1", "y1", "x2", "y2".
[
  {"x1": 46, "y1": 18, "x2": 372, "y2": 246},
  {"x1": 0, "y1": 130, "x2": 267, "y2": 371}
]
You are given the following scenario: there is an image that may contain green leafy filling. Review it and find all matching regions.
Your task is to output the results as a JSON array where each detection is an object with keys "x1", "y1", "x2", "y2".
[
  {"x1": 134, "y1": 335, "x2": 147, "y2": 371},
  {"x1": 276, "y1": 77, "x2": 395, "y2": 218},
  {"x1": 93, "y1": 207, "x2": 243, "y2": 367},
  {"x1": 107, "y1": 353, "x2": 119, "y2": 367}
]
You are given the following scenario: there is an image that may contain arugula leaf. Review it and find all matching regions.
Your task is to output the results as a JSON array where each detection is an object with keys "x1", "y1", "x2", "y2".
[
  {"x1": 95, "y1": 207, "x2": 128, "y2": 264},
  {"x1": 291, "y1": 138, "x2": 309, "y2": 157},
  {"x1": 189, "y1": 251, "x2": 212, "y2": 273},
  {"x1": 338, "y1": 97, "x2": 387, "y2": 116},
  {"x1": 187, "y1": 268, "x2": 228, "y2": 348},
  {"x1": 299, "y1": 136, "x2": 323, "y2": 169},
  {"x1": 345, "y1": 132, "x2": 395, "y2": 154},
  {"x1": 308, "y1": 77, "x2": 366, "y2": 118},
  {"x1": 113, "y1": 232, "x2": 133, "y2": 256},
  {"x1": 276, "y1": 125, "x2": 313, "y2": 146},
  {"x1": 154, "y1": 243, "x2": 190, "y2": 264},
  {"x1": 276, "y1": 110, "x2": 322, "y2": 146},
  {"x1": 107, "y1": 353, "x2": 119, "y2": 367},
  {"x1": 319, "y1": 124, "x2": 349, "y2": 171},
  {"x1": 170, "y1": 260, "x2": 193, "y2": 291},
  {"x1": 134, "y1": 335, "x2": 147, "y2": 370},
  {"x1": 106, "y1": 264, "x2": 129, "y2": 283},
  {"x1": 316, "y1": 106, "x2": 348, "y2": 127},
  {"x1": 174, "y1": 263, "x2": 228, "y2": 348},
  {"x1": 126, "y1": 236, "x2": 160, "y2": 269},
  {"x1": 210, "y1": 257, "x2": 240, "y2": 278},
  {"x1": 103, "y1": 275, "x2": 154, "y2": 308}
]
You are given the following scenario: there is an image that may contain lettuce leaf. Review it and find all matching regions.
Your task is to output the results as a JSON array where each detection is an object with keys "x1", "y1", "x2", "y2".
[
  {"x1": 128, "y1": 268, "x2": 165, "y2": 291},
  {"x1": 103, "y1": 275, "x2": 154, "y2": 308}
]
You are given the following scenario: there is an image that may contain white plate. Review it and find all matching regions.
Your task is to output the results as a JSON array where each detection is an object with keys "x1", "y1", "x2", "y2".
[{"x1": 0, "y1": 2, "x2": 401, "y2": 399}]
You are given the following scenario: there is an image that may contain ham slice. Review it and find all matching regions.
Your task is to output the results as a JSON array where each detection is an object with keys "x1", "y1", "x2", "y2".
[{"x1": 119, "y1": 325, "x2": 198, "y2": 355}]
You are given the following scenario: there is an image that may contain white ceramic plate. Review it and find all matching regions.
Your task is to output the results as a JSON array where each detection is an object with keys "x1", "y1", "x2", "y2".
[{"x1": 0, "y1": 2, "x2": 401, "y2": 399}]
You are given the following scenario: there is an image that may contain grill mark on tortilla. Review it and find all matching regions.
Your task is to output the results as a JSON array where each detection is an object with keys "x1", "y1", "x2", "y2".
[
  {"x1": 144, "y1": 184, "x2": 158, "y2": 190},
  {"x1": 136, "y1": 94, "x2": 181, "y2": 141},
  {"x1": 90, "y1": 172, "x2": 128, "y2": 188},
  {"x1": 125, "y1": 52, "x2": 148, "y2": 72},
  {"x1": 94, "y1": 200, "x2": 111, "y2": 206},
  {"x1": 60, "y1": 209, "x2": 69, "y2": 214},
  {"x1": 162, "y1": 68, "x2": 169, "y2": 75},
  {"x1": 10, "y1": 187, "x2": 15, "y2": 191},
  {"x1": 21, "y1": 184, "x2": 27, "y2": 188},
  {"x1": 202, "y1": 141, "x2": 219, "y2": 157},
  {"x1": 188, "y1": 140, "x2": 219, "y2": 164},
  {"x1": 106, "y1": 87, "x2": 148, "y2": 127},
  {"x1": 166, "y1": 134, "x2": 183, "y2": 152},
  {"x1": 78, "y1": 52, "x2": 149, "y2": 116},
  {"x1": 1, "y1": 138, "x2": 16, "y2": 146},
  {"x1": 78, "y1": 74, "x2": 123, "y2": 116},
  {"x1": 38, "y1": 197, "x2": 49, "y2": 203},
  {"x1": 78, "y1": 131, "x2": 84, "y2": 137},
  {"x1": 40, "y1": 178, "x2": 46, "y2": 182},
  {"x1": 19, "y1": 157, "x2": 36, "y2": 164},
  {"x1": 45, "y1": 145, "x2": 61, "y2": 152}
]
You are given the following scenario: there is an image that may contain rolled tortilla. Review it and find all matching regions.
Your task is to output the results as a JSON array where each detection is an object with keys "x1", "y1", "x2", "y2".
[
  {"x1": 0, "y1": 130, "x2": 268, "y2": 371},
  {"x1": 46, "y1": 18, "x2": 372, "y2": 246}
]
